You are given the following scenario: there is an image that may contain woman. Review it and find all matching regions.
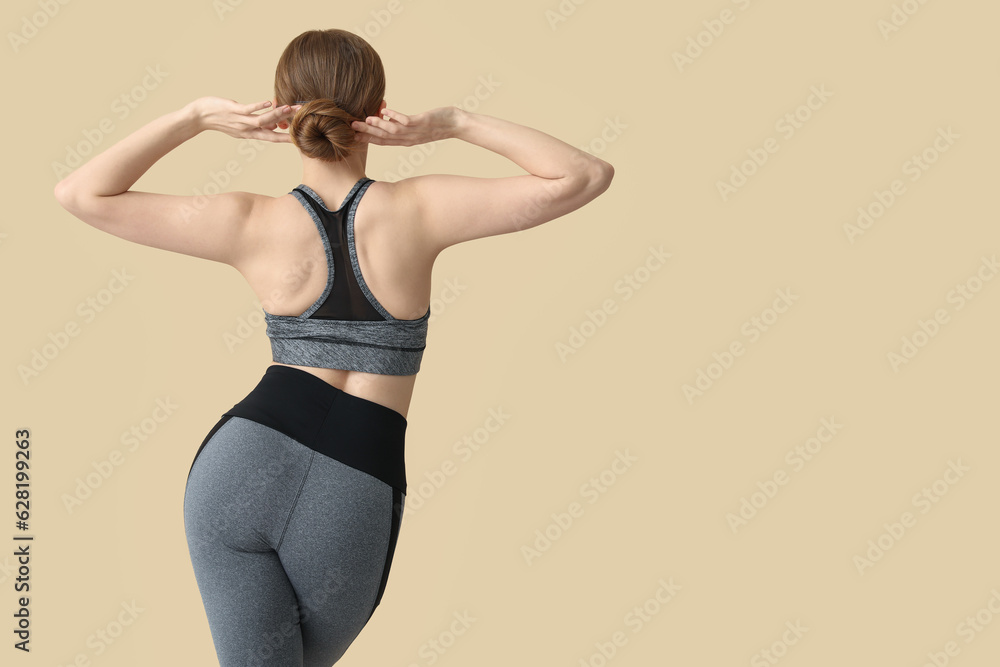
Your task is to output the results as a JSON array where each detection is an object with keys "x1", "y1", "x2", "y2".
[{"x1": 54, "y1": 28, "x2": 613, "y2": 667}]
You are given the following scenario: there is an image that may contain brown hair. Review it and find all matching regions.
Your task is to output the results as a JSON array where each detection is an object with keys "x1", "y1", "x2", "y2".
[{"x1": 274, "y1": 29, "x2": 386, "y2": 162}]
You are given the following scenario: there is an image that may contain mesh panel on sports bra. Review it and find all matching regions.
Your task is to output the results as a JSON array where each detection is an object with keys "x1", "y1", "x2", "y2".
[{"x1": 293, "y1": 186, "x2": 385, "y2": 322}]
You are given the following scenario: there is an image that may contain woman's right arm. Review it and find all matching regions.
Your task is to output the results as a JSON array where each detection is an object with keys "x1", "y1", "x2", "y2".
[{"x1": 356, "y1": 107, "x2": 614, "y2": 255}]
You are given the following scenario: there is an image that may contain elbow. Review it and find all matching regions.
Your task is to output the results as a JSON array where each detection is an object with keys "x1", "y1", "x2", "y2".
[
  {"x1": 585, "y1": 160, "x2": 614, "y2": 198},
  {"x1": 53, "y1": 179, "x2": 75, "y2": 211},
  {"x1": 568, "y1": 150, "x2": 614, "y2": 194},
  {"x1": 53, "y1": 178, "x2": 92, "y2": 216},
  {"x1": 595, "y1": 160, "x2": 614, "y2": 190},
  {"x1": 558, "y1": 160, "x2": 614, "y2": 207}
]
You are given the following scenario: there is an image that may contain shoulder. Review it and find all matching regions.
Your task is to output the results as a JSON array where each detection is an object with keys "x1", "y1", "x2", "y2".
[
  {"x1": 244, "y1": 191, "x2": 296, "y2": 237},
  {"x1": 364, "y1": 179, "x2": 413, "y2": 217},
  {"x1": 360, "y1": 179, "x2": 441, "y2": 267},
  {"x1": 362, "y1": 178, "x2": 429, "y2": 237},
  {"x1": 245, "y1": 191, "x2": 281, "y2": 215}
]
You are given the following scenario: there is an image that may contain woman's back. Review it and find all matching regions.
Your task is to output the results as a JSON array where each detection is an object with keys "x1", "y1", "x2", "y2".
[{"x1": 237, "y1": 177, "x2": 435, "y2": 419}]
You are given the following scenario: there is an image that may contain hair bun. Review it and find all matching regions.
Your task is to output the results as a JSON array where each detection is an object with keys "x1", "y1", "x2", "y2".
[{"x1": 289, "y1": 99, "x2": 363, "y2": 162}]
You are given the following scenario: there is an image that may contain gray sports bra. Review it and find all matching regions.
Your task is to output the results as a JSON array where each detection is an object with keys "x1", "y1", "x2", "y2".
[{"x1": 262, "y1": 178, "x2": 430, "y2": 375}]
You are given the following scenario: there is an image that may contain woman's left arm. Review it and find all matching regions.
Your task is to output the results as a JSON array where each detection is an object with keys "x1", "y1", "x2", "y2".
[{"x1": 53, "y1": 97, "x2": 300, "y2": 267}]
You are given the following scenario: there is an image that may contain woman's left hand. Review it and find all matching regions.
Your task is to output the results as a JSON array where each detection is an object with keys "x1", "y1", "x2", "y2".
[{"x1": 188, "y1": 96, "x2": 302, "y2": 142}]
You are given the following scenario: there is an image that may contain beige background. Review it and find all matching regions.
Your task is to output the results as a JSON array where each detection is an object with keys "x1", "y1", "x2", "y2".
[{"x1": 3, "y1": 0, "x2": 1000, "y2": 664}]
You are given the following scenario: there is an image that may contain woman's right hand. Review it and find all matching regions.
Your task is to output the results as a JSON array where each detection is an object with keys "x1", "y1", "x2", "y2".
[{"x1": 351, "y1": 106, "x2": 462, "y2": 147}]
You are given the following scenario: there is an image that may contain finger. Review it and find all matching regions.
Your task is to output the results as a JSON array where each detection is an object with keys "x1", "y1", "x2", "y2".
[
  {"x1": 256, "y1": 104, "x2": 300, "y2": 124},
  {"x1": 360, "y1": 115, "x2": 399, "y2": 137},
  {"x1": 263, "y1": 105, "x2": 291, "y2": 120},
  {"x1": 254, "y1": 116, "x2": 278, "y2": 131},
  {"x1": 350, "y1": 119, "x2": 386, "y2": 139},
  {"x1": 380, "y1": 108, "x2": 409, "y2": 125},
  {"x1": 250, "y1": 127, "x2": 293, "y2": 143},
  {"x1": 246, "y1": 99, "x2": 273, "y2": 113},
  {"x1": 351, "y1": 120, "x2": 377, "y2": 136}
]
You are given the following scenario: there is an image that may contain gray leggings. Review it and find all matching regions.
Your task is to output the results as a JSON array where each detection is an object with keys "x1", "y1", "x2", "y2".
[{"x1": 183, "y1": 365, "x2": 406, "y2": 666}]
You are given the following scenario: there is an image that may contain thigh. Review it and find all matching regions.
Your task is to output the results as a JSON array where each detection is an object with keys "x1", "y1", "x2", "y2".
[
  {"x1": 276, "y1": 451, "x2": 405, "y2": 667},
  {"x1": 183, "y1": 416, "x2": 315, "y2": 666},
  {"x1": 186, "y1": 545, "x2": 304, "y2": 666}
]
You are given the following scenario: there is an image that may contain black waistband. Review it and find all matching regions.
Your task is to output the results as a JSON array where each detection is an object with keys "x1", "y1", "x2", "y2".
[{"x1": 222, "y1": 365, "x2": 407, "y2": 494}]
